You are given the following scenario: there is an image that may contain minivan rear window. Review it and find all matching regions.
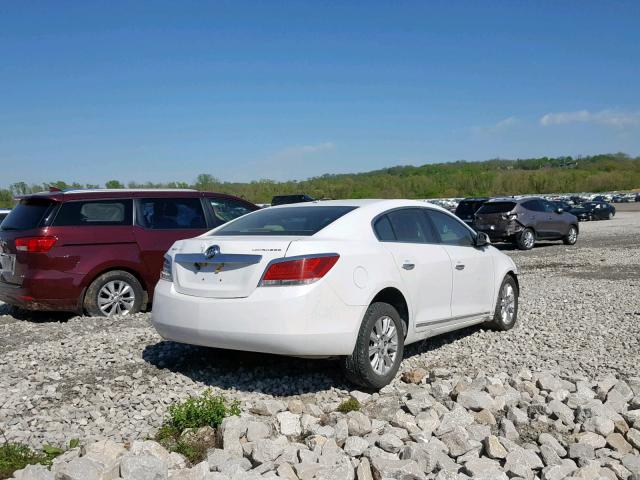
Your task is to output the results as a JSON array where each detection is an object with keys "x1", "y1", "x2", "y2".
[
  {"x1": 0, "y1": 198, "x2": 56, "y2": 231},
  {"x1": 477, "y1": 202, "x2": 516, "y2": 214},
  {"x1": 215, "y1": 206, "x2": 357, "y2": 236}
]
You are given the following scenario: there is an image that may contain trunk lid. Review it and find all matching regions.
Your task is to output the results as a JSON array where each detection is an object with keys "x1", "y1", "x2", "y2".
[{"x1": 172, "y1": 236, "x2": 299, "y2": 298}]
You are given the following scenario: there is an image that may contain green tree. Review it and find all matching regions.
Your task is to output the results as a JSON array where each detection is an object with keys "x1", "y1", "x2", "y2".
[{"x1": 105, "y1": 180, "x2": 124, "y2": 189}]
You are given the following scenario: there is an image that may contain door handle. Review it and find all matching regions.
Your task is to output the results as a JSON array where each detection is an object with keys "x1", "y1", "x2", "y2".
[
  {"x1": 455, "y1": 264, "x2": 465, "y2": 270},
  {"x1": 402, "y1": 263, "x2": 415, "y2": 270}
]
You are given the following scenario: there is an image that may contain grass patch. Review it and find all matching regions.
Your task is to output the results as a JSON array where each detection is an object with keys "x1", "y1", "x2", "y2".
[
  {"x1": 337, "y1": 397, "x2": 361, "y2": 414},
  {"x1": 0, "y1": 438, "x2": 77, "y2": 480},
  {"x1": 156, "y1": 390, "x2": 240, "y2": 465}
]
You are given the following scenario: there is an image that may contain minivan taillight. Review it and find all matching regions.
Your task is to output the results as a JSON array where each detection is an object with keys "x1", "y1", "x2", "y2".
[
  {"x1": 260, "y1": 254, "x2": 339, "y2": 286},
  {"x1": 15, "y1": 236, "x2": 57, "y2": 253}
]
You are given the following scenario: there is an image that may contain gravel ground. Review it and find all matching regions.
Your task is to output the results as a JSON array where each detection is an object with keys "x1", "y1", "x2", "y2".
[{"x1": 0, "y1": 211, "x2": 639, "y2": 451}]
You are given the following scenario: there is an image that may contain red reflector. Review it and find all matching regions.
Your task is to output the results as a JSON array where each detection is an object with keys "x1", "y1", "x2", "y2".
[
  {"x1": 261, "y1": 255, "x2": 339, "y2": 285},
  {"x1": 15, "y1": 236, "x2": 57, "y2": 253}
]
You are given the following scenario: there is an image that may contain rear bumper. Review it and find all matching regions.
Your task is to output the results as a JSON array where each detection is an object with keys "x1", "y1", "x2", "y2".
[
  {"x1": 151, "y1": 279, "x2": 364, "y2": 357},
  {"x1": 0, "y1": 272, "x2": 84, "y2": 312},
  {"x1": 474, "y1": 224, "x2": 522, "y2": 242}
]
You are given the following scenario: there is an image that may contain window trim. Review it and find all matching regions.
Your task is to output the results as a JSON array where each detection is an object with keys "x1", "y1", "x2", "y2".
[
  {"x1": 134, "y1": 197, "x2": 208, "y2": 231},
  {"x1": 51, "y1": 198, "x2": 134, "y2": 227}
]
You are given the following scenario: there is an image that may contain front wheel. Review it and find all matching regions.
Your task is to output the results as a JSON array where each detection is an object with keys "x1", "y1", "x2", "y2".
[
  {"x1": 486, "y1": 275, "x2": 519, "y2": 331},
  {"x1": 84, "y1": 270, "x2": 144, "y2": 317},
  {"x1": 342, "y1": 302, "x2": 404, "y2": 390},
  {"x1": 563, "y1": 225, "x2": 578, "y2": 245},
  {"x1": 516, "y1": 228, "x2": 535, "y2": 250},
  {"x1": 608, "y1": 212, "x2": 614, "y2": 220}
]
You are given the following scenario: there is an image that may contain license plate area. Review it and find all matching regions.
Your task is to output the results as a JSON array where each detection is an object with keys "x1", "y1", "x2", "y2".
[{"x1": 0, "y1": 253, "x2": 15, "y2": 275}]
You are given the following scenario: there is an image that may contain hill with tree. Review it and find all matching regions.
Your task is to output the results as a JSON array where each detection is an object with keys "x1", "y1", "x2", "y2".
[{"x1": 1, "y1": 153, "x2": 639, "y2": 208}]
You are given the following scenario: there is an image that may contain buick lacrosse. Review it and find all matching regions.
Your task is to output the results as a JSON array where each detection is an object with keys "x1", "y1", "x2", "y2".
[{"x1": 152, "y1": 200, "x2": 519, "y2": 389}]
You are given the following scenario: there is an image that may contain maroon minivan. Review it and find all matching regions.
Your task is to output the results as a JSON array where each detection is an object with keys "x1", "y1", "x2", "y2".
[{"x1": 0, "y1": 189, "x2": 258, "y2": 316}]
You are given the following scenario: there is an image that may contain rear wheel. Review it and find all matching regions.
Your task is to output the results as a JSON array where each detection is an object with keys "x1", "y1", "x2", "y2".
[
  {"x1": 563, "y1": 225, "x2": 578, "y2": 245},
  {"x1": 486, "y1": 275, "x2": 518, "y2": 331},
  {"x1": 516, "y1": 228, "x2": 535, "y2": 250},
  {"x1": 342, "y1": 302, "x2": 404, "y2": 390},
  {"x1": 84, "y1": 270, "x2": 144, "y2": 317}
]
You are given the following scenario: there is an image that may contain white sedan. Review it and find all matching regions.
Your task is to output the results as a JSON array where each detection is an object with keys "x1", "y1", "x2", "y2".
[{"x1": 152, "y1": 200, "x2": 519, "y2": 389}]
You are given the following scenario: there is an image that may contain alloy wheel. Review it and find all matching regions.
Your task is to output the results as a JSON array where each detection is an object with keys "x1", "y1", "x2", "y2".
[
  {"x1": 568, "y1": 227, "x2": 577, "y2": 244},
  {"x1": 500, "y1": 283, "x2": 516, "y2": 324},
  {"x1": 369, "y1": 315, "x2": 399, "y2": 375},
  {"x1": 523, "y1": 230, "x2": 534, "y2": 249},
  {"x1": 98, "y1": 280, "x2": 136, "y2": 316}
]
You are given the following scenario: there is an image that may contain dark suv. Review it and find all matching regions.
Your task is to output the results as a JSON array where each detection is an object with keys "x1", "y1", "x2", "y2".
[
  {"x1": 454, "y1": 197, "x2": 489, "y2": 226},
  {"x1": 473, "y1": 197, "x2": 579, "y2": 250},
  {"x1": 0, "y1": 189, "x2": 257, "y2": 316}
]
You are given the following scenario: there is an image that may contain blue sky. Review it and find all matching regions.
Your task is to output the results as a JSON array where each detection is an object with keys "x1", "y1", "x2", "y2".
[{"x1": 1, "y1": 1, "x2": 639, "y2": 186}]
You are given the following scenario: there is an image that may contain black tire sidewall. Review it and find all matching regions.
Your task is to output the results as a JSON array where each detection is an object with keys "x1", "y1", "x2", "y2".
[
  {"x1": 489, "y1": 276, "x2": 519, "y2": 331},
  {"x1": 343, "y1": 302, "x2": 405, "y2": 390},
  {"x1": 84, "y1": 271, "x2": 144, "y2": 317}
]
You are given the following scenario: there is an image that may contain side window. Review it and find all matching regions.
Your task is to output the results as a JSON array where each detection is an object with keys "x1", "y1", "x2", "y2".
[
  {"x1": 526, "y1": 200, "x2": 546, "y2": 212},
  {"x1": 426, "y1": 210, "x2": 475, "y2": 247},
  {"x1": 542, "y1": 201, "x2": 556, "y2": 213},
  {"x1": 53, "y1": 199, "x2": 132, "y2": 226},
  {"x1": 208, "y1": 198, "x2": 255, "y2": 224},
  {"x1": 373, "y1": 215, "x2": 396, "y2": 241},
  {"x1": 386, "y1": 209, "x2": 435, "y2": 243},
  {"x1": 136, "y1": 198, "x2": 206, "y2": 229}
]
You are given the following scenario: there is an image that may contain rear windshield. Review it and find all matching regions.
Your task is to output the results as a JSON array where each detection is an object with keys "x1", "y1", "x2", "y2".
[
  {"x1": 0, "y1": 198, "x2": 56, "y2": 231},
  {"x1": 214, "y1": 206, "x2": 357, "y2": 236},
  {"x1": 455, "y1": 200, "x2": 485, "y2": 216},
  {"x1": 477, "y1": 202, "x2": 516, "y2": 214}
]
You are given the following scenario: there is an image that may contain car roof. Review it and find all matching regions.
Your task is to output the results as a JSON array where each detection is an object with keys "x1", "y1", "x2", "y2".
[
  {"x1": 267, "y1": 198, "x2": 452, "y2": 214},
  {"x1": 485, "y1": 196, "x2": 543, "y2": 203},
  {"x1": 16, "y1": 189, "x2": 253, "y2": 203},
  {"x1": 459, "y1": 197, "x2": 490, "y2": 202}
]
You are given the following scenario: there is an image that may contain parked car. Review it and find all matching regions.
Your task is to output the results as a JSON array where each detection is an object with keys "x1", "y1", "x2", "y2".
[
  {"x1": 454, "y1": 197, "x2": 489, "y2": 226},
  {"x1": 636, "y1": 193, "x2": 640, "y2": 202},
  {"x1": 0, "y1": 209, "x2": 10, "y2": 224},
  {"x1": 570, "y1": 201, "x2": 616, "y2": 221},
  {"x1": 271, "y1": 194, "x2": 315, "y2": 206},
  {"x1": 473, "y1": 197, "x2": 579, "y2": 250},
  {"x1": 152, "y1": 199, "x2": 519, "y2": 388},
  {"x1": 0, "y1": 189, "x2": 258, "y2": 316}
]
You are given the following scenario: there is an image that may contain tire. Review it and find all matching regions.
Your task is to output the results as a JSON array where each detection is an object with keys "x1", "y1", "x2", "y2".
[
  {"x1": 342, "y1": 302, "x2": 405, "y2": 390},
  {"x1": 84, "y1": 270, "x2": 144, "y2": 317},
  {"x1": 486, "y1": 275, "x2": 519, "y2": 331},
  {"x1": 608, "y1": 212, "x2": 613, "y2": 220},
  {"x1": 516, "y1": 228, "x2": 535, "y2": 250},
  {"x1": 563, "y1": 225, "x2": 578, "y2": 245}
]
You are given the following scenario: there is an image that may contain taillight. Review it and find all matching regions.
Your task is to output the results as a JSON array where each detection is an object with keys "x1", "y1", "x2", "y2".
[
  {"x1": 15, "y1": 236, "x2": 57, "y2": 253},
  {"x1": 260, "y1": 254, "x2": 339, "y2": 286},
  {"x1": 160, "y1": 255, "x2": 173, "y2": 282}
]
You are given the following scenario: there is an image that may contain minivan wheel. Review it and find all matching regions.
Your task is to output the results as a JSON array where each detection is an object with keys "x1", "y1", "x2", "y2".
[
  {"x1": 563, "y1": 225, "x2": 578, "y2": 245},
  {"x1": 486, "y1": 275, "x2": 519, "y2": 331},
  {"x1": 342, "y1": 302, "x2": 404, "y2": 390},
  {"x1": 516, "y1": 228, "x2": 535, "y2": 250},
  {"x1": 84, "y1": 270, "x2": 144, "y2": 317}
]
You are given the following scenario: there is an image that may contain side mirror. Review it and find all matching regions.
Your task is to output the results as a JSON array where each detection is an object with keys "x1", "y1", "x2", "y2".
[
  {"x1": 475, "y1": 232, "x2": 490, "y2": 248},
  {"x1": 555, "y1": 208, "x2": 564, "y2": 214}
]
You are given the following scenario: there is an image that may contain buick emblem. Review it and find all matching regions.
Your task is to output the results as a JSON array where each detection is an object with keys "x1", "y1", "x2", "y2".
[{"x1": 205, "y1": 245, "x2": 221, "y2": 259}]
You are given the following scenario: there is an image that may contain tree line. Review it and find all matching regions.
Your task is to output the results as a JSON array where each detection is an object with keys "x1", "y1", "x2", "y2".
[{"x1": 1, "y1": 153, "x2": 639, "y2": 209}]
